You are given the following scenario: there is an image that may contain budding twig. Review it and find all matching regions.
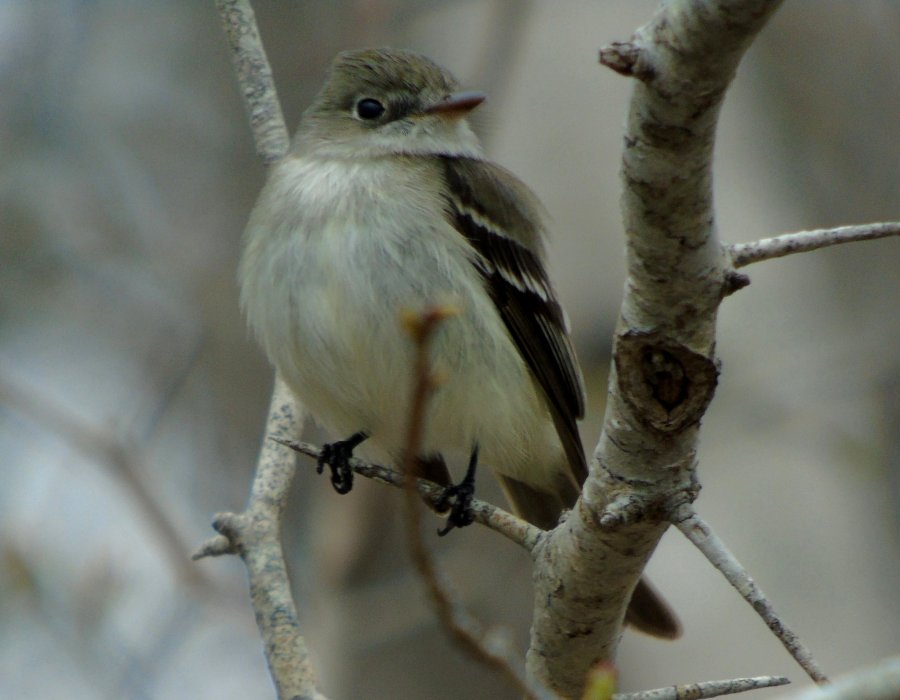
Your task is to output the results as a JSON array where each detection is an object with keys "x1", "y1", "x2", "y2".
[{"x1": 398, "y1": 306, "x2": 554, "y2": 700}]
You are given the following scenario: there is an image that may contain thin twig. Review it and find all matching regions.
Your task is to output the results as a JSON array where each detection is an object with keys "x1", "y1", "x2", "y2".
[
  {"x1": 273, "y1": 438, "x2": 543, "y2": 552},
  {"x1": 613, "y1": 674, "x2": 790, "y2": 700},
  {"x1": 398, "y1": 307, "x2": 555, "y2": 700},
  {"x1": 729, "y1": 222, "x2": 900, "y2": 268},
  {"x1": 671, "y1": 503, "x2": 828, "y2": 685}
]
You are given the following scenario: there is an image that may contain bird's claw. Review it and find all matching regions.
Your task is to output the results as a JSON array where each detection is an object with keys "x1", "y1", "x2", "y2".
[{"x1": 317, "y1": 431, "x2": 368, "y2": 495}]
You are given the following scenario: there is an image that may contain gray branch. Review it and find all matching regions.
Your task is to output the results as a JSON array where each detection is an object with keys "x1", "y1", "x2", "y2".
[
  {"x1": 672, "y1": 505, "x2": 827, "y2": 683},
  {"x1": 614, "y1": 674, "x2": 790, "y2": 699},
  {"x1": 729, "y1": 222, "x2": 900, "y2": 267},
  {"x1": 276, "y1": 439, "x2": 544, "y2": 552},
  {"x1": 526, "y1": 1, "x2": 790, "y2": 696},
  {"x1": 194, "y1": 381, "x2": 323, "y2": 700},
  {"x1": 202, "y1": 2, "x2": 320, "y2": 698}
]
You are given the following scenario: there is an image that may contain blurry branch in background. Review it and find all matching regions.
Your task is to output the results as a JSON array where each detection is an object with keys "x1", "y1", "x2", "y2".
[
  {"x1": 194, "y1": 1, "x2": 321, "y2": 699},
  {"x1": 0, "y1": 374, "x2": 207, "y2": 590},
  {"x1": 397, "y1": 306, "x2": 553, "y2": 700},
  {"x1": 671, "y1": 504, "x2": 827, "y2": 684},
  {"x1": 729, "y1": 222, "x2": 900, "y2": 267}
]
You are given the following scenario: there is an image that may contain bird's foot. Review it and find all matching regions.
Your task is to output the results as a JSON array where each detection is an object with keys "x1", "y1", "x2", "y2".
[
  {"x1": 318, "y1": 431, "x2": 368, "y2": 495},
  {"x1": 435, "y1": 444, "x2": 479, "y2": 536}
]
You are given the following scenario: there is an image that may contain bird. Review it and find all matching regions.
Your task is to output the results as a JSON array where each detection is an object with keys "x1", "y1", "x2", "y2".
[{"x1": 239, "y1": 47, "x2": 680, "y2": 639}]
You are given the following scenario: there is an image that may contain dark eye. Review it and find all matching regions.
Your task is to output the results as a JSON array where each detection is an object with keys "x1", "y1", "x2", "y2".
[{"x1": 355, "y1": 98, "x2": 385, "y2": 120}]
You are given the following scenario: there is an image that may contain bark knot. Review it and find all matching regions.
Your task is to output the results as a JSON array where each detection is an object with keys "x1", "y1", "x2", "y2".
[{"x1": 615, "y1": 331, "x2": 719, "y2": 433}]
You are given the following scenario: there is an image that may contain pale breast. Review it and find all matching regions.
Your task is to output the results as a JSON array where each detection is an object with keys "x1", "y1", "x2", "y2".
[{"x1": 240, "y1": 154, "x2": 560, "y2": 480}]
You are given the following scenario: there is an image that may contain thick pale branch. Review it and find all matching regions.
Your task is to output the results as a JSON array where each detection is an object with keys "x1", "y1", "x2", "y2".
[
  {"x1": 729, "y1": 223, "x2": 900, "y2": 267},
  {"x1": 530, "y1": 497, "x2": 672, "y2": 697},
  {"x1": 671, "y1": 504, "x2": 827, "y2": 684},
  {"x1": 613, "y1": 674, "x2": 790, "y2": 700},
  {"x1": 527, "y1": 2, "x2": 785, "y2": 695},
  {"x1": 276, "y1": 438, "x2": 543, "y2": 551}
]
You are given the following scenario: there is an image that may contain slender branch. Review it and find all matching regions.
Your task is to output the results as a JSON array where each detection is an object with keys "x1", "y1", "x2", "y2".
[
  {"x1": 780, "y1": 656, "x2": 900, "y2": 700},
  {"x1": 671, "y1": 504, "x2": 827, "y2": 684},
  {"x1": 204, "y1": 2, "x2": 322, "y2": 698},
  {"x1": 729, "y1": 223, "x2": 900, "y2": 268},
  {"x1": 215, "y1": 0, "x2": 289, "y2": 163},
  {"x1": 613, "y1": 675, "x2": 790, "y2": 700},
  {"x1": 274, "y1": 438, "x2": 544, "y2": 552},
  {"x1": 398, "y1": 308, "x2": 555, "y2": 700},
  {"x1": 194, "y1": 380, "x2": 325, "y2": 700}
]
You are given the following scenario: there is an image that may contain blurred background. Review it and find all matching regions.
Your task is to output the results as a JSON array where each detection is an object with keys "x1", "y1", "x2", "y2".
[{"x1": 1, "y1": 1, "x2": 898, "y2": 698}]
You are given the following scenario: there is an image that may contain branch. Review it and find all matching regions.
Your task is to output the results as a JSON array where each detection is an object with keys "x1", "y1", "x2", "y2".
[
  {"x1": 274, "y1": 439, "x2": 544, "y2": 552},
  {"x1": 729, "y1": 222, "x2": 900, "y2": 268},
  {"x1": 613, "y1": 674, "x2": 790, "y2": 700},
  {"x1": 215, "y1": 0, "x2": 289, "y2": 163},
  {"x1": 193, "y1": 380, "x2": 324, "y2": 700},
  {"x1": 202, "y1": 2, "x2": 322, "y2": 698},
  {"x1": 527, "y1": 3, "x2": 785, "y2": 695},
  {"x1": 671, "y1": 505, "x2": 827, "y2": 684}
]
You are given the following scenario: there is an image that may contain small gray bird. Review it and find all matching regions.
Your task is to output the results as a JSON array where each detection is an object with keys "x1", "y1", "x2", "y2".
[{"x1": 239, "y1": 48, "x2": 679, "y2": 639}]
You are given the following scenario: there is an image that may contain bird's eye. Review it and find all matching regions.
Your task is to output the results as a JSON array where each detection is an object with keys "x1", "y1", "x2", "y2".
[{"x1": 355, "y1": 98, "x2": 385, "y2": 120}]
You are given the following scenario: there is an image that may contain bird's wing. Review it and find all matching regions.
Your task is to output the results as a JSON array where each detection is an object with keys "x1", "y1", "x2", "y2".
[{"x1": 439, "y1": 156, "x2": 587, "y2": 488}]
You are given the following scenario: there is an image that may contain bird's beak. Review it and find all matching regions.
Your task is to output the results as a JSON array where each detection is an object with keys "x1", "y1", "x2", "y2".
[{"x1": 423, "y1": 91, "x2": 486, "y2": 117}]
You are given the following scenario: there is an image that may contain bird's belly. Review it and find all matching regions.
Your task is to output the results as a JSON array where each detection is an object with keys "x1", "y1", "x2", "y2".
[
  {"x1": 240, "y1": 156, "x2": 563, "y2": 484},
  {"x1": 268, "y1": 222, "x2": 551, "y2": 473}
]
